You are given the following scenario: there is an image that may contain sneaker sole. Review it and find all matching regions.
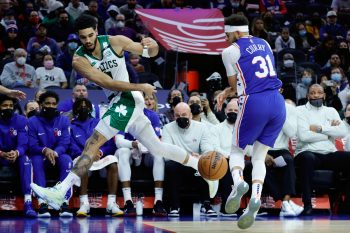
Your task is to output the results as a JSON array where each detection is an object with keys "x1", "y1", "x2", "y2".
[
  {"x1": 76, "y1": 212, "x2": 90, "y2": 217},
  {"x1": 59, "y1": 212, "x2": 73, "y2": 218},
  {"x1": 106, "y1": 212, "x2": 124, "y2": 217},
  {"x1": 225, "y1": 182, "x2": 249, "y2": 214},
  {"x1": 37, "y1": 213, "x2": 51, "y2": 218},
  {"x1": 237, "y1": 198, "x2": 261, "y2": 229},
  {"x1": 30, "y1": 184, "x2": 62, "y2": 210}
]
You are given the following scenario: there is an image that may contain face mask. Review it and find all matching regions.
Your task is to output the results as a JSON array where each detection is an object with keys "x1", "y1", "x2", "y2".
[
  {"x1": 16, "y1": 57, "x2": 26, "y2": 65},
  {"x1": 77, "y1": 108, "x2": 91, "y2": 121},
  {"x1": 346, "y1": 117, "x2": 350, "y2": 125},
  {"x1": 27, "y1": 109, "x2": 39, "y2": 118},
  {"x1": 116, "y1": 21, "x2": 125, "y2": 28},
  {"x1": 190, "y1": 103, "x2": 201, "y2": 115},
  {"x1": 299, "y1": 30, "x2": 307, "y2": 37},
  {"x1": 331, "y1": 73, "x2": 341, "y2": 82},
  {"x1": 44, "y1": 60, "x2": 54, "y2": 69},
  {"x1": 301, "y1": 76, "x2": 312, "y2": 85},
  {"x1": 232, "y1": 2, "x2": 240, "y2": 8},
  {"x1": 0, "y1": 109, "x2": 14, "y2": 120},
  {"x1": 41, "y1": 107, "x2": 59, "y2": 119},
  {"x1": 29, "y1": 16, "x2": 39, "y2": 24},
  {"x1": 176, "y1": 117, "x2": 189, "y2": 129},
  {"x1": 309, "y1": 98, "x2": 323, "y2": 108},
  {"x1": 226, "y1": 112, "x2": 237, "y2": 124},
  {"x1": 60, "y1": 20, "x2": 68, "y2": 25},
  {"x1": 68, "y1": 42, "x2": 78, "y2": 50},
  {"x1": 171, "y1": 96, "x2": 181, "y2": 107},
  {"x1": 284, "y1": 60, "x2": 294, "y2": 68}
]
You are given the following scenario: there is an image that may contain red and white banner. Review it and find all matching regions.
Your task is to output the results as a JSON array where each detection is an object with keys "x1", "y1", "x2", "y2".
[{"x1": 136, "y1": 9, "x2": 227, "y2": 55}]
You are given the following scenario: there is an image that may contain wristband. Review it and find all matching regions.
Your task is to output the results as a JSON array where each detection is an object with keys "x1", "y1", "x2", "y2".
[{"x1": 142, "y1": 46, "x2": 150, "y2": 58}]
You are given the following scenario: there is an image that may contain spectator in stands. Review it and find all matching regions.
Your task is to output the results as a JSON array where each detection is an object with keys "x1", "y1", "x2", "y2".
[
  {"x1": 343, "y1": 103, "x2": 350, "y2": 151},
  {"x1": 28, "y1": 91, "x2": 73, "y2": 217},
  {"x1": 275, "y1": 27, "x2": 295, "y2": 53},
  {"x1": 346, "y1": 30, "x2": 350, "y2": 52},
  {"x1": 250, "y1": 17, "x2": 272, "y2": 46},
  {"x1": 320, "y1": 10, "x2": 346, "y2": 41},
  {"x1": 47, "y1": 10, "x2": 75, "y2": 48},
  {"x1": 259, "y1": 0, "x2": 287, "y2": 15},
  {"x1": 129, "y1": 53, "x2": 145, "y2": 73},
  {"x1": 320, "y1": 72, "x2": 343, "y2": 112},
  {"x1": 65, "y1": 0, "x2": 88, "y2": 21},
  {"x1": 21, "y1": 10, "x2": 41, "y2": 44},
  {"x1": 58, "y1": 84, "x2": 100, "y2": 119},
  {"x1": 119, "y1": 0, "x2": 143, "y2": 20},
  {"x1": 296, "y1": 68, "x2": 314, "y2": 104},
  {"x1": 262, "y1": 11, "x2": 281, "y2": 34},
  {"x1": 149, "y1": 0, "x2": 175, "y2": 8},
  {"x1": 98, "y1": 0, "x2": 111, "y2": 21},
  {"x1": 24, "y1": 100, "x2": 40, "y2": 118},
  {"x1": 26, "y1": 23, "x2": 62, "y2": 62},
  {"x1": 0, "y1": 48, "x2": 36, "y2": 88},
  {"x1": 42, "y1": 0, "x2": 65, "y2": 25},
  {"x1": 34, "y1": 89, "x2": 46, "y2": 102},
  {"x1": 0, "y1": 24, "x2": 25, "y2": 56},
  {"x1": 116, "y1": 104, "x2": 167, "y2": 217},
  {"x1": 70, "y1": 98, "x2": 121, "y2": 217},
  {"x1": 83, "y1": 0, "x2": 105, "y2": 34},
  {"x1": 321, "y1": 53, "x2": 342, "y2": 78},
  {"x1": 314, "y1": 36, "x2": 337, "y2": 68},
  {"x1": 163, "y1": 102, "x2": 216, "y2": 217},
  {"x1": 0, "y1": 95, "x2": 37, "y2": 217},
  {"x1": 164, "y1": 89, "x2": 184, "y2": 123},
  {"x1": 337, "y1": 41, "x2": 350, "y2": 73},
  {"x1": 338, "y1": 73, "x2": 350, "y2": 111},
  {"x1": 295, "y1": 84, "x2": 350, "y2": 215},
  {"x1": 144, "y1": 92, "x2": 169, "y2": 127},
  {"x1": 265, "y1": 100, "x2": 304, "y2": 217},
  {"x1": 294, "y1": 23, "x2": 318, "y2": 54},
  {"x1": 38, "y1": 0, "x2": 50, "y2": 20},
  {"x1": 305, "y1": 12, "x2": 323, "y2": 42},
  {"x1": 56, "y1": 33, "x2": 79, "y2": 85},
  {"x1": 104, "y1": 5, "x2": 120, "y2": 33},
  {"x1": 188, "y1": 94, "x2": 219, "y2": 126},
  {"x1": 277, "y1": 53, "x2": 303, "y2": 85},
  {"x1": 108, "y1": 13, "x2": 137, "y2": 41},
  {"x1": 35, "y1": 53, "x2": 68, "y2": 89},
  {"x1": 211, "y1": 99, "x2": 236, "y2": 216}
]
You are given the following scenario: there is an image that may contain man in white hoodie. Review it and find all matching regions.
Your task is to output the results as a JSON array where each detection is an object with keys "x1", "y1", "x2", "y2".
[
  {"x1": 65, "y1": 0, "x2": 88, "y2": 21},
  {"x1": 295, "y1": 84, "x2": 350, "y2": 215}
]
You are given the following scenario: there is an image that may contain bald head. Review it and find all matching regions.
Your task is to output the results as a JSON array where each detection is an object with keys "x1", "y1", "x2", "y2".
[
  {"x1": 225, "y1": 98, "x2": 238, "y2": 114},
  {"x1": 174, "y1": 102, "x2": 192, "y2": 120}
]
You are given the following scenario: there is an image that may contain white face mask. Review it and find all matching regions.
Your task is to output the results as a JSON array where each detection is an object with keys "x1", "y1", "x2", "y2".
[
  {"x1": 16, "y1": 57, "x2": 26, "y2": 65},
  {"x1": 283, "y1": 59, "x2": 294, "y2": 68},
  {"x1": 116, "y1": 21, "x2": 125, "y2": 28}
]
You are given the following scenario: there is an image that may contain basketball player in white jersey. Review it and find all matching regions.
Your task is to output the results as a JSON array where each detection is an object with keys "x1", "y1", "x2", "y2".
[{"x1": 30, "y1": 14, "x2": 218, "y2": 210}]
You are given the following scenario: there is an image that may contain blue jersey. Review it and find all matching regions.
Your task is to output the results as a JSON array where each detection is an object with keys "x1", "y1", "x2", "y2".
[{"x1": 223, "y1": 36, "x2": 282, "y2": 96}]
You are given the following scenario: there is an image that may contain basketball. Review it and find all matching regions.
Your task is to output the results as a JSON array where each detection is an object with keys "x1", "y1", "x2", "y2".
[{"x1": 198, "y1": 151, "x2": 228, "y2": 180}]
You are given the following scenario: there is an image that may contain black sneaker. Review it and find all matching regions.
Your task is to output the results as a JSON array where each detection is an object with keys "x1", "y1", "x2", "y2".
[
  {"x1": 124, "y1": 200, "x2": 136, "y2": 216},
  {"x1": 152, "y1": 200, "x2": 167, "y2": 217},
  {"x1": 200, "y1": 201, "x2": 217, "y2": 217},
  {"x1": 38, "y1": 203, "x2": 51, "y2": 218},
  {"x1": 60, "y1": 202, "x2": 73, "y2": 217}
]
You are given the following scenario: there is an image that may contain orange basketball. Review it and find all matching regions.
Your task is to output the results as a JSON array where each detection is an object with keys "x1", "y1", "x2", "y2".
[{"x1": 198, "y1": 151, "x2": 228, "y2": 181}]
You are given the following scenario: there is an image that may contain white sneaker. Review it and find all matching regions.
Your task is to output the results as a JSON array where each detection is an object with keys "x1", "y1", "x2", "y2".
[
  {"x1": 204, "y1": 179, "x2": 219, "y2": 198},
  {"x1": 237, "y1": 197, "x2": 261, "y2": 229},
  {"x1": 168, "y1": 208, "x2": 180, "y2": 217},
  {"x1": 76, "y1": 203, "x2": 90, "y2": 217},
  {"x1": 30, "y1": 183, "x2": 65, "y2": 210},
  {"x1": 106, "y1": 202, "x2": 123, "y2": 217},
  {"x1": 289, "y1": 200, "x2": 304, "y2": 216},
  {"x1": 280, "y1": 201, "x2": 296, "y2": 217},
  {"x1": 225, "y1": 181, "x2": 249, "y2": 214}
]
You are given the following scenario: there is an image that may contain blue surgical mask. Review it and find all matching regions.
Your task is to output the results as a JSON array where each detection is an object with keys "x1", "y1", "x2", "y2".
[
  {"x1": 68, "y1": 42, "x2": 78, "y2": 50},
  {"x1": 284, "y1": 60, "x2": 294, "y2": 68},
  {"x1": 301, "y1": 76, "x2": 312, "y2": 85},
  {"x1": 331, "y1": 73, "x2": 341, "y2": 82},
  {"x1": 299, "y1": 30, "x2": 307, "y2": 37}
]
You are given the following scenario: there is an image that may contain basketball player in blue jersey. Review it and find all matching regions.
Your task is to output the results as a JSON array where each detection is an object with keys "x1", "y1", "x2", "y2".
[
  {"x1": 217, "y1": 15, "x2": 286, "y2": 229},
  {"x1": 30, "y1": 14, "x2": 218, "y2": 210}
]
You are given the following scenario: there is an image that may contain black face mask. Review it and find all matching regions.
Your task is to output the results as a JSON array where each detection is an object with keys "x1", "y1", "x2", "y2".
[
  {"x1": 128, "y1": 3, "x2": 136, "y2": 9},
  {"x1": 77, "y1": 108, "x2": 91, "y2": 121},
  {"x1": 27, "y1": 109, "x2": 39, "y2": 118},
  {"x1": 309, "y1": 98, "x2": 323, "y2": 108},
  {"x1": 190, "y1": 103, "x2": 201, "y2": 115},
  {"x1": 0, "y1": 109, "x2": 14, "y2": 120},
  {"x1": 176, "y1": 117, "x2": 189, "y2": 129},
  {"x1": 171, "y1": 96, "x2": 181, "y2": 107},
  {"x1": 226, "y1": 112, "x2": 237, "y2": 124},
  {"x1": 41, "y1": 107, "x2": 59, "y2": 119},
  {"x1": 346, "y1": 117, "x2": 350, "y2": 125}
]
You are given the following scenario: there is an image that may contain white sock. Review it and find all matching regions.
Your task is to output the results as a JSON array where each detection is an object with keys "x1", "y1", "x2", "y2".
[
  {"x1": 107, "y1": 194, "x2": 116, "y2": 206},
  {"x1": 185, "y1": 155, "x2": 198, "y2": 170},
  {"x1": 24, "y1": 194, "x2": 31, "y2": 203},
  {"x1": 251, "y1": 183, "x2": 263, "y2": 199},
  {"x1": 232, "y1": 169, "x2": 244, "y2": 187},
  {"x1": 80, "y1": 194, "x2": 89, "y2": 205},
  {"x1": 154, "y1": 188, "x2": 163, "y2": 203},
  {"x1": 60, "y1": 172, "x2": 81, "y2": 194},
  {"x1": 122, "y1": 187, "x2": 132, "y2": 203}
]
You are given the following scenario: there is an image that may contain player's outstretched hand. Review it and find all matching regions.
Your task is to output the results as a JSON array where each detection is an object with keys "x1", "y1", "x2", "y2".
[
  {"x1": 141, "y1": 83, "x2": 156, "y2": 97},
  {"x1": 7, "y1": 89, "x2": 26, "y2": 100},
  {"x1": 216, "y1": 91, "x2": 228, "y2": 111},
  {"x1": 141, "y1": 37, "x2": 157, "y2": 49}
]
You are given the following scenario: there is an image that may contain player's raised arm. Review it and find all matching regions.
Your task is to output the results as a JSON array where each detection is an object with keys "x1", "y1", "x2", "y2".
[{"x1": 72, "y1": 55, "x2": 155, "y2": 96}]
